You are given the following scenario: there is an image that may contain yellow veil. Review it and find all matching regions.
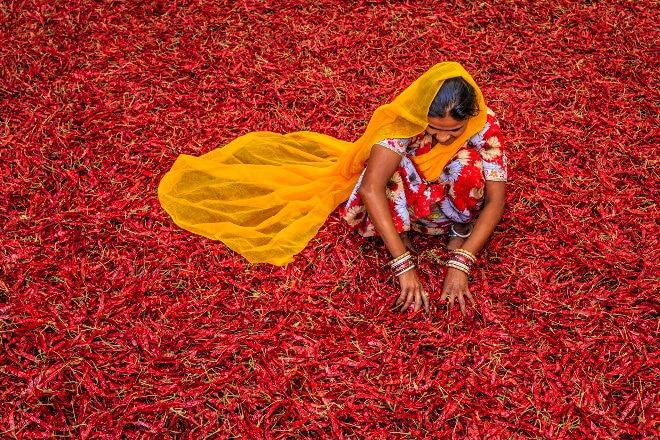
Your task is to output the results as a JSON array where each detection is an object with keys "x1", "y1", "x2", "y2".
[{"x1": 158, "y1": 62, "x2": 487, "y2": 265}]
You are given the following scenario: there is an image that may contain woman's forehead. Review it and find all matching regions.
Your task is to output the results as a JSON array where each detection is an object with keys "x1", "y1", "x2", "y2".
[{"x1": 427, "y1": 115, "x2": 468, "y2": 130}]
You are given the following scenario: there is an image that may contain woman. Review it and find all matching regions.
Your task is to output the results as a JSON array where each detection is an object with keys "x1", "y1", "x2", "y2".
[
  {"x1": 340, "y1": 77, "x2": 507, "y2": 315},
  {"x1": 158, "y1": 62, "x2": 506, "y2": 315}
]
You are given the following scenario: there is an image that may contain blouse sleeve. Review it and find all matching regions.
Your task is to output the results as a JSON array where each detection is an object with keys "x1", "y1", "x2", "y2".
[
  {"x1": 375, "y1": 138, "x2": 412, "y2": 156},
  {"x1": 468, "y1": 108, "x2": 508, "y2": 182}
]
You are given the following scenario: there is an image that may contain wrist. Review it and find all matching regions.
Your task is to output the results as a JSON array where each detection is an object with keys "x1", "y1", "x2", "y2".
[
  {"x1": 396, "y1": 266, "x2": 417, "y2": 277},
  {"x1": 446, "y1": 266, "x2": 469, "y2": 278},
  {"x1": 388, "y1": 251, "x2": 416, "y2": 277},
  {"x1": 446, "y1": 248, "x2": 476, "y2": 277}
]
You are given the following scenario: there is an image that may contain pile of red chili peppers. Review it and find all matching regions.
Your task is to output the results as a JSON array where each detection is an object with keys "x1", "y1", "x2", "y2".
[{"x1": 1, "y1": 0, "x2": 658, "y2": 437}]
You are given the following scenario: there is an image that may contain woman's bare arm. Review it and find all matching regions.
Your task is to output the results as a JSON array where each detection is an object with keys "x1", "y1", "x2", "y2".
[
  {"x1": 441, "y1": 179, "x2": 506, "y2": 314},
  {"x1": 359, "y1": 145, "x2": 429, "y2": 312}
]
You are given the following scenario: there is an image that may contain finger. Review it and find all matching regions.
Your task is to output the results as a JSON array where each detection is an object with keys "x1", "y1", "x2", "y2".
[
  {"x1": 448, "y1": 291, "x2": 456, "y2": 309},
  {"x1": 458, "y1": 293, "x2": 467, "y2": 316},
  {"x1": 465, "y1": 289, "x2": 476, "y2": 307},
  {"x1": 440, "y1": 283, "x2": 449, "y2": 302},
  {"x1": 413, "y1": 292, "x2": 423, "y2": 313},
  {"x1": 400, "y1": 292, "x2": 414, "y2": 312},
  {"x1": 422, "y1": 291, "x2": 430, "y2": 313},
  {"x1": 392, "y1": 290, "x2": 407, "y2": 309},
  {"x1": 401, "y1": 294, "x2": 415, "y2": 312}
]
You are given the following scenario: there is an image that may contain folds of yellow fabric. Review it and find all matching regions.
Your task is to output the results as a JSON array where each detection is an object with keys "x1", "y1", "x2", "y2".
[{"x1": 158, "y1": 132, "x2": 358, "y2": 266}]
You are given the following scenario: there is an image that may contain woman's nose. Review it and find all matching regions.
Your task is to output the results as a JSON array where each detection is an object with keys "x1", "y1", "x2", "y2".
[{"x1": 436, "y1": 133, "x2": 452, "y2": 143}]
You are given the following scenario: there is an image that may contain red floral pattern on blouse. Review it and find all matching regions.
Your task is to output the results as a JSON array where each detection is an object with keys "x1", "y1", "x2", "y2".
[{"x1": 341, "y1": 109, "x2": 506, "y2": 237}]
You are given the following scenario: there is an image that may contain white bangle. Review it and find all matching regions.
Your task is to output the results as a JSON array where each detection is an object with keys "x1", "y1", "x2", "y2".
[
  {"x1": 394, "y1": 264, "x2": 416, "y2": 277},
  {"x1": 450, "y1": 223, "x2": 472, "y2": 238},
  {"x1": 446, "y1": 260, "x2": 471, "y2": 275},
  {"x1": 390, "y1": 254, "x2": 412, "y2": 269}
]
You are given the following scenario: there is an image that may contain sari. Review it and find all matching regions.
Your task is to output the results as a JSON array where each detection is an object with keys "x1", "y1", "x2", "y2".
[{"x1": 158, "y1": 62, "x2": 487, "y2": 265}]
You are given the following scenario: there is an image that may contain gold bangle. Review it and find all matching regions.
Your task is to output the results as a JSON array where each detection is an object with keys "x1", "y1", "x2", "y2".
[
  {"x1": 446, "y1": 261, "x2": 471, "y2": 275},
  {"x1": 390, "y1": 255, "x2": 413, "y2": 270},
  {"x1": 452, "y1": 248, "x2": 476, "y2": 262},
  {"x1": 388, "y1": 251, "x2": 411, "y2": 266},
  {"x1": 447, "y1": 259, "x2": 471, "y2": 272}
]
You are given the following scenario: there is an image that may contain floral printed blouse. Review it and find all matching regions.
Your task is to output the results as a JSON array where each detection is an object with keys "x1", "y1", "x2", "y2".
[
  {"x1": 376, "y1": 108, "x2": 507, "y2": 181},
  {"x1": 340, "y1": 108, "x2": 507, "y2": 236}
]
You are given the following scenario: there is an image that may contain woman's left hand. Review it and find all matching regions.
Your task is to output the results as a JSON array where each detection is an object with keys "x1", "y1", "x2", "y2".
[{"x1": 440, "y1": 267, "x2": 476, "y2": 315}]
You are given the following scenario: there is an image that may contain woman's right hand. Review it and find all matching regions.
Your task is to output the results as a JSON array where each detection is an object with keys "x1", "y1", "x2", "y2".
[{"x1": 393, "y1": 268, "x2": 430, "y2": 313}]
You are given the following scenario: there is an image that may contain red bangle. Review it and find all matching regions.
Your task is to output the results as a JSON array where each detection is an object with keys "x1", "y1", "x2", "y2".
[
  {"x1": 392, "y1": 258, "x2": 415, "y2": 276},
  {"x1": 452, "y1": 249, "x2": 476, "y2": 263},
  {"x1": 450, "y1": 252, "x2": 474, "y2": 269}
]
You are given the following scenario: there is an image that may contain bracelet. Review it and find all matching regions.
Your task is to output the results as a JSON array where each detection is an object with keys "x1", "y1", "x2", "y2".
[
  {"x1": 394, "y1": 263, "x2": 416, "y2": 277},
  {"x1": 450, "y1": 252, "x2": 475, "y2": 269},
  {"x1": 388, "y1": 251, "x2": 411, "y2": 267},
  {"x1": 446, "y1": 263, "x2": 470, "y2": 276},
  {"x1": 390, "y1": 252, "x2": 412, "y2": 268},
  {"x1": 447, "y1": 259, "x2": 471, "y2": 272},
  {"x1": 446, "y1": 260, "x2": 471, "y2": 275},
  {"x1": 450, "y1": 223, "x2": 472, "y2": 238},
  {"x1": 452, "y1": 248, "x2": 476, "y2": 262},
  {"x1": 392, "y1": 258, "x2": 415, "y2": 275}
]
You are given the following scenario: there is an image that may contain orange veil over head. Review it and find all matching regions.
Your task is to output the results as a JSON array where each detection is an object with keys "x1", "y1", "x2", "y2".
[{"x1": 158, "y1": 62, "x2": 487, "y2": 265}]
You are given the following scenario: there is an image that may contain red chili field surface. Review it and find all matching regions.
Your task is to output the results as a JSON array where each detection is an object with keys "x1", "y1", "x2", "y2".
[{"x1": 1, "y1": 0, "x2": 659, "y2": 438}]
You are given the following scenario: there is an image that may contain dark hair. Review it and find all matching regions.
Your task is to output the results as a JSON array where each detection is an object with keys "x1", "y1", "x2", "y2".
[{"x1": 428, "y1": 77, "x2": 480, "y2": 120}]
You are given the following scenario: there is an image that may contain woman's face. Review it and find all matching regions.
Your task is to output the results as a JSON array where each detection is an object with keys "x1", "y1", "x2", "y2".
[{"x1": 426, "y1": 115, "x2": 469, "y2": 145}]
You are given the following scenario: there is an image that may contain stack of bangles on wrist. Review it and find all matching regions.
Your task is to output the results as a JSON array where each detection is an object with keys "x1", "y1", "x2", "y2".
[
  {"x1": 446, "y1": 248, "x2": 476, "y2": 275},
  {"x1": 388, "y1": 251, "x2": 415, "y2": 277}
]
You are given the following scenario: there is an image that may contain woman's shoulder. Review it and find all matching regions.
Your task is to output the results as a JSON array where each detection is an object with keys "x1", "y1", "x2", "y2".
[
  {"x1": 485, "y1": 108, "x2": 502, "y2": 128},
  {"x1": 375, "y1": 137, "x2": 413, "y2": 156},
  {"x1": 468, "y1": 108, "x2": 502, "y2": 146},
  {"x1": 376, "y1": 133, "x2": 432, "y2": 157}
]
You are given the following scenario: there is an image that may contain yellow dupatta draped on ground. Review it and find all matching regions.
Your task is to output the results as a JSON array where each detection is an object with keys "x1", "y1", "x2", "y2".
[{"x1": 158, "y1": 62, "x2": 487, "y2": 265}]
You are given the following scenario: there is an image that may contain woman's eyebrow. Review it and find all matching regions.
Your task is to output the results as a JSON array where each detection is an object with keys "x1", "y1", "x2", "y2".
[{"x1": 427, "y1": 124, "x2": 463, "y2": 131}]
